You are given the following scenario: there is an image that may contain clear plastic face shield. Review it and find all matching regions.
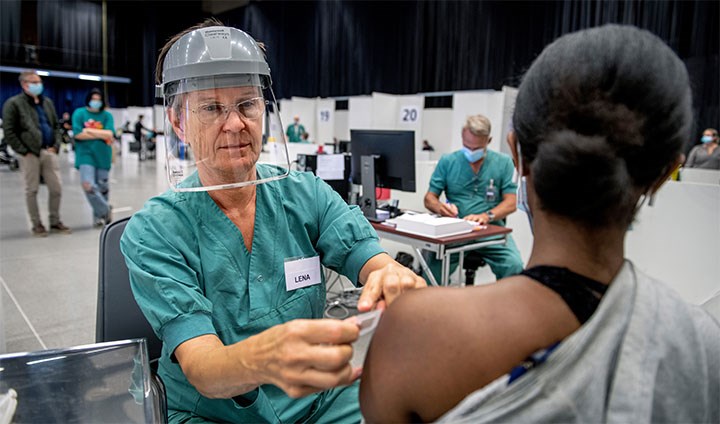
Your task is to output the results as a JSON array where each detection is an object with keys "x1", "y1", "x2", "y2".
[
  {"x1": 162, "y1": 74, "x2": 290, "y2": 191},
  {"x1": 160, "y1": 68, "x2": 289, "y2": 191}
]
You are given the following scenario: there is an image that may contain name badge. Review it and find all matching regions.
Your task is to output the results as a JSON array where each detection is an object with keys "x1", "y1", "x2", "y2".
[{"x1": 284, "y1": 256, "x2": 321, "y2": 291}]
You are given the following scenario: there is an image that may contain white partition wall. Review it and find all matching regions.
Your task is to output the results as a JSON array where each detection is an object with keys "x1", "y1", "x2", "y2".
[
  {"x1": 395, "y1": 94, "x2": 424, "y2": 150},
  {"x1": 106, "y1": 107, "x2": 125, "y2": 130},
  {"x1": 499, "y1": 86, "x2": 518, "y2": 156},
  {"x1": 279, "y1": 98, "x2": 292, "y2": 138},
  {"x1": 422, "y1": 108, "x2": 454, "y2": 157},
  {"x1": 348, "y1": 96, "x2": 373, "y2": 130},
  {"x1": 626, "y1": 181, "x2": 720, "y2": 305},
  {"x1": 124, "y1": 107, "x2": 154, "y2": 128},
  {"x1": 452, "y1": 90, "x2": 506, "y2": 153},
  {"x1": 334, "y1": 110, "x2": 350, "y2": 141},
  {"x1": 315, "y1": 98, "x2": 335, "y2": 145},
  {"x1": 679, "y1": 168, "x2": 720, "y2": 185},
  {"x1": 370, "y1": 92, "x2": 398, "y2": 129},
  {"x1": 290, "y1": 96, "x2": 316, "y2": 141}
]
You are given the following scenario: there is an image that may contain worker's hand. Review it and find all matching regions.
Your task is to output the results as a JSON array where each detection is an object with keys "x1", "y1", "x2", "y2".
[
  {"x1": 464, "y1": 213, "x2": 490, "y2": 225},
  {"x1": 47, "y1": 147, "x2": 57, "y2": 154},
  {"x1": 358, "y1": 261, "x2": 426, "y2": 312},
  {"x1": 438, "y1": 202, "x2": 459, "y2": 217},
  {"x1": 254, "y1": 319, "x2": 361, "y2": 398}
]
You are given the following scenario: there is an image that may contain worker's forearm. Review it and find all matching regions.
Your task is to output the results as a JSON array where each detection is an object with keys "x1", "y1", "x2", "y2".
[
  {"x1": 178, "y1": 335, "x2": 262, "y2": 399},
  {"x1": 358, "y1": 252, "x2": 394, "y2": 285},
  {"x1": 423, "y1": 193, "x2": 443, "y2": 215},
  {"x1": 490, "y1": 196, "x2": 517, "y2": 220}
]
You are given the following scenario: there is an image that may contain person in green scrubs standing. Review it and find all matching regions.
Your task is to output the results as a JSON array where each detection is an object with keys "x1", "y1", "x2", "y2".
[
  {"x1": 72, "y1": 88, "x2": 114, "y2": 227},
  {"x1": 121, "y1": 18, "x2": 425, "y2": 424},
  {"x1": 286, "y1": 115, "x2": 306, "y2": 143},
  {"x1": 423, "y1": 114, "x2": 524, "y2": 284}
]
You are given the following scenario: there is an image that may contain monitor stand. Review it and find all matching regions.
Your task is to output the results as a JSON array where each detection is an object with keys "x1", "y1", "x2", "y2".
[{"x1": 360, "y1": 154, "x2": 382, "y2": 222}]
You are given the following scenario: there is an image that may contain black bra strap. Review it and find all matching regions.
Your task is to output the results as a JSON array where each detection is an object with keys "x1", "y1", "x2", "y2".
[{"x1": 521, "y1": 266, "x2": 608, "y2": 324}]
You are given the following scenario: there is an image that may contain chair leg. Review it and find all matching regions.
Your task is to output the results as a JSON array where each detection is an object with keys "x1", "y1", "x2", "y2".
[{"x1": 465, "y1": 269, "x2": 476, "y2": 286}]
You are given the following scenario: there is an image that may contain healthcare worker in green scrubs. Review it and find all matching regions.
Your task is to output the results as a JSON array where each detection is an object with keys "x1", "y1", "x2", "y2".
[
  {"x1": 423, "y1": 114, "x2": 524, "y2": 284},
  {"x1": 120, "y1": 18, "x2": 425, "y2": 424},
  {"x1": 286, "y1": 115, "x2": 306, "y2": 143}
]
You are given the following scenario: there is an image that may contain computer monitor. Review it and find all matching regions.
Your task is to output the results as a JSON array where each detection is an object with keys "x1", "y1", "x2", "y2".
[
  {"x1": 297, "y1": 153, "x2": 352, "y2": 202},
  {"x1": 350, "y1": 129, "x2": 416, "y2": 221},
  {"x1": 338, "y1": 140, "x2": 351, "y2": 153}
]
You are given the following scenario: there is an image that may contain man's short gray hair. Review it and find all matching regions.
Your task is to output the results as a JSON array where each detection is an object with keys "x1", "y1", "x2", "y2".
[
  {"x1": 18, "y1": 70, "x2": 38, "y2": 83},
  {"x1": 464, "y1": 114, "x2": 491, "y2": 136}
]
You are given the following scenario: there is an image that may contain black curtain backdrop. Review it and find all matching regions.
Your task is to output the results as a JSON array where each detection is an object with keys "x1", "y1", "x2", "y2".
[
  {"x1": 0, "y1": 0, "x2": 205, "y2": 116},
  {"x1": 0, "y1": 0, "x2": 717, "y2": 142}
]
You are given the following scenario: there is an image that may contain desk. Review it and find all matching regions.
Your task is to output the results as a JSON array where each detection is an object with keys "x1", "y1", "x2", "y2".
[
  {"x1": 0, "y1": 339, "x2": 162, "y2": 423},
  {"x1": 371, "y1": 222, "x2": 511, "y2": 286}
]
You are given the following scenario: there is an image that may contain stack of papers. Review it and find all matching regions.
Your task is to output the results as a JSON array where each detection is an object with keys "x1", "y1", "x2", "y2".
[{"x1": 393, "y1": 213, "x2": 475, "y2": 237}]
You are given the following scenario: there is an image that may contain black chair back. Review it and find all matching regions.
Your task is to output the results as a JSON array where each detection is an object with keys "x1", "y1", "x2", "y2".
[{"x1": 96, "y1": 217, "x2": 163, "y2": 363}]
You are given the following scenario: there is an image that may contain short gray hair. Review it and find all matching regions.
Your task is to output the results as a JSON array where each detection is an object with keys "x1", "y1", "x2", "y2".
[
  {"x1": 464, "y1": 114, "x2": 491, "y2": 136},
  {"x1": 18, "y1": 70, "x2": 39, "y2": 83}
]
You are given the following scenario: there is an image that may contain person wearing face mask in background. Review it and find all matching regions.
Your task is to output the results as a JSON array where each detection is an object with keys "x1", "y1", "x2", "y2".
[
  {"x1": 422, "y1": 114, "x2": 523, "y2": 284},
  {"x1": 2, "y1": 70, "x2": 71, "y2": 237},
  {"x1": 72, "y1": 88, "x2": 115, "y2": 227},
  {"x1": 685, "y1": 128, "x2": 720, "y2": 169}
]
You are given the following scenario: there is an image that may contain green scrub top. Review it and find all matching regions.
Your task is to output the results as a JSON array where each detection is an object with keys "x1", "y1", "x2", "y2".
[
  {"x1": 286, "y1": 123, "x2": 306, "y2": 143},
  {"x1": 71, "y1": 107, "x2": 114, "y2": 170},
  {"x1": 121, "y1": 164, "x2": 384, "y2": 423},
  {"x1": 428, "y1": 150, "x2": 517, "y2": 225}
]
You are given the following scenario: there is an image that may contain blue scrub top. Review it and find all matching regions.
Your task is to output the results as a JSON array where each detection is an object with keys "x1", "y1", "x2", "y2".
[
  {"x1": 429, "y1": 150, "x2": 517, "y2": 225},
  {"x1": 121, "y1": 164, "x2": 384, "y2": 422}
]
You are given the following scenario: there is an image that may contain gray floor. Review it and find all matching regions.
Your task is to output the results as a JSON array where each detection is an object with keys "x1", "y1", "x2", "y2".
[{"x1": 0, "y1": 149, "x2": 166, "y2": 354}]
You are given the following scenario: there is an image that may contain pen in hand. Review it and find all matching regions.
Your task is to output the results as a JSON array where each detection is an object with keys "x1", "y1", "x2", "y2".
[{"x1": 443, "y1": 199, "x2": 459, "y2": 218}]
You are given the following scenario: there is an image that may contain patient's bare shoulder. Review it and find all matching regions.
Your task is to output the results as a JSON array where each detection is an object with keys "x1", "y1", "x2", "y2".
[{"x1": 359, "y1": 277, "x2": 578, "y2": 423}]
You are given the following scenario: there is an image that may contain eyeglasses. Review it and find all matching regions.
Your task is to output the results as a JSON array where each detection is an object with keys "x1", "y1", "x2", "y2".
[{"x1": 192, "y1": 97, "x2": 266, "y2": 124}]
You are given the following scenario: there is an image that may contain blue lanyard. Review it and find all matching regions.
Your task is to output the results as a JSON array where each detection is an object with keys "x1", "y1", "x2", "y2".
[{"x1": 508, "y1": 342, "x2": 561, "y2": 385}]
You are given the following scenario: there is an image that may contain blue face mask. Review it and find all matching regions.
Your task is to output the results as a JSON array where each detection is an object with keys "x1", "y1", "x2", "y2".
[
  {"x1": 462, "y1": 146, "x2": 485, "y2": 163},
  {"x1": 515, "y1": 145, "x2": 534, "y2": 233},
  {"x1": 89, "y1": 100, "x2": 103, "y2": 110},
  {"x1": 701, "y1": 135, "x2": 714, "y2": 144},
  {"x1": 517, "y1": 176, "x2": 533, "y2": 233},
  {"x1": 27, "y1": 82, "x2": 43, "y2": 96}
]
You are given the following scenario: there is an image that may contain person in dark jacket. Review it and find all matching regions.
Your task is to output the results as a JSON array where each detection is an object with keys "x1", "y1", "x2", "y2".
[{"x1": 2, "y1": 70, "x2": 71, "y2": 236}]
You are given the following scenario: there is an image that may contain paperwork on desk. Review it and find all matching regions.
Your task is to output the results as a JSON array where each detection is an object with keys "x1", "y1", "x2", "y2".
[
  {"x1": 392, "y1": 213, "x2": 476, "y2": 237},
  {"x1": 316, "y1": 154, "x2": 345, "y2": 180}
]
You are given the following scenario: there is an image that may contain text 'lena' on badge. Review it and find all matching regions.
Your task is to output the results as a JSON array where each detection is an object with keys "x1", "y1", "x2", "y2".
[{"x1": 284, "y1": 256, "x2": 321, "y2": 291}]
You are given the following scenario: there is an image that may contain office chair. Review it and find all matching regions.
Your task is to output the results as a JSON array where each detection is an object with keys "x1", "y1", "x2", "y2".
[
  {"x1": 96, "y1": 217, "x2": 167, "y2": 422},
  {"x1": 462, "y1": 251, "x2": 487, "y2": 286}
]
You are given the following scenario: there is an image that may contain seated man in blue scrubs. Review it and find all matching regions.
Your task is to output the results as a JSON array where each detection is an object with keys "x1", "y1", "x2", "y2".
[
  {"x1": 120, "y1": 18, "x2": 425, "y2": 424},
  {"x1": 423, "y1": 115, "x2": 523, "y2": 284}
]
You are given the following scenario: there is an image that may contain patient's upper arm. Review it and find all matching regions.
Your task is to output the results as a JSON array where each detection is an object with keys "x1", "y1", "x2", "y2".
[
  {"x1": 359, "y1": 284, "x2": 542, "y2": 423},
  {"x1": 359, "y1": 288, "x2": 493, "y2": 423}
]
